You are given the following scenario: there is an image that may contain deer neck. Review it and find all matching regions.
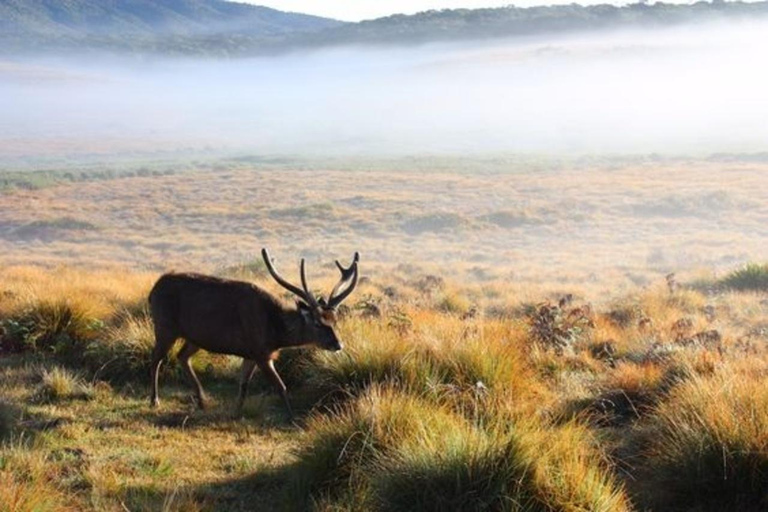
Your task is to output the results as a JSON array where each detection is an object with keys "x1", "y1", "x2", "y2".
[{"x1": 279, "y1": 309, "x2": 314, "y2": 349}]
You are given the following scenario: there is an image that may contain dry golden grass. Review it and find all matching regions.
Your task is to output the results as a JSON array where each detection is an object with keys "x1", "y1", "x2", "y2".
[
  {"x1": 0, "y1": 244, "x2": 766, "y2": 510},
  {"x1": 0, "y1": 160, "x2": 766, "y2": 293}
]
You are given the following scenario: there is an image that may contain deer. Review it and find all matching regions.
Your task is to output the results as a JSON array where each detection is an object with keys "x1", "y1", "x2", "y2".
[{"x1": 148, "y1": 248, "x2": 359, "y2": 418}]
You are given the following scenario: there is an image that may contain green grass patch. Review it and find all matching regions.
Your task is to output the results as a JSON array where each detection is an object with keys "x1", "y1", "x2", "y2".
[{"x1": 720, "y1": 263, "x2": 768, "y2": 292}]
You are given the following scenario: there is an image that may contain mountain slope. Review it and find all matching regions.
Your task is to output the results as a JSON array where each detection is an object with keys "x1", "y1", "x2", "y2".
[
  {"x1": 0, "y1": 0, "x2": 342, "y2": 54},
  {"x1": 297, "y1": 1, "x2": 768, "y2": 48},
  {"x1": 2, "y1": 1, "x2": 768, "y2": 56}
]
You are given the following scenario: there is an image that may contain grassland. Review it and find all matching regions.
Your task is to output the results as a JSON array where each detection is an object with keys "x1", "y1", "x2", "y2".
[
  {"x1": 1, "y1": 158, "x2": 766, "y2": 293},
  {"x1": 1, "y1": 160, "x2": 767, "y2": 511},
  {"x1": 0, "y1": 259, "x2": 767, "y2": 511}
]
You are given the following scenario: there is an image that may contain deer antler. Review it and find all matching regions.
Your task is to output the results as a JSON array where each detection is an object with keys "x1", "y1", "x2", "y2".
[
  {"x1": 262, "y1": 248, "x2": 320, "y2": 309},
  {"x1": 327, "y1": 252, "x2": 360, "y2": 309}
]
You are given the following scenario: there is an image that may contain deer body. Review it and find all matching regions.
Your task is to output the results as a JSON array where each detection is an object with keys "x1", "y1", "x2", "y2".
[{"x1": 148, "y1": 249, "x2": 359, "y2": 416}]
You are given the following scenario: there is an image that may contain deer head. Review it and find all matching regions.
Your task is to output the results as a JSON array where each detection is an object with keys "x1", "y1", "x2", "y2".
[{"x1": 261, "y1": 248, "x2": 359, "y2": 352}]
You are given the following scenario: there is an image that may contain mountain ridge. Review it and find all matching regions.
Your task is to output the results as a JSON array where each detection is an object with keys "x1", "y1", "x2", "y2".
[
  {"x1": 2, "y1": 0, "x2": 768, "y2": 56},
  {"x1": 0, "y1": 0, "x2": 343, "y2": 55}
]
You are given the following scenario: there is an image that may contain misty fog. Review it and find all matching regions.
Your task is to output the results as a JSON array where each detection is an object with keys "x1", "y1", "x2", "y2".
[{"x1": 2, "y1": 20, "x2": 767, "y2": 161}]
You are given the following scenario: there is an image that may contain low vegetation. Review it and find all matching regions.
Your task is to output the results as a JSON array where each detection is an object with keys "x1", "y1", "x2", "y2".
[
  {"x1": 720, "y1": 263, "x2": 768, "y2": 292},
  {"x1": 0, "y1": 263, "x2": 766, "y2": 511}
]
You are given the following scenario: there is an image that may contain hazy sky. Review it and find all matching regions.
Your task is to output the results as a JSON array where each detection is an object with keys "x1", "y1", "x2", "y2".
[{"x1": 247, "y1": 1, "x2": 628, "y2": 21}]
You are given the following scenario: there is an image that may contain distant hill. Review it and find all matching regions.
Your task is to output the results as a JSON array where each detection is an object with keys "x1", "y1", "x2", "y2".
[
  {"x1": 0, "y1": 0, "x2": 343, "y2": 55},
  {"x1": 2, "y1": 0, "x2": 768, "y2": 56},
  {"x1": 297, "y1": 1, "x2": 768, "y2": 48}
]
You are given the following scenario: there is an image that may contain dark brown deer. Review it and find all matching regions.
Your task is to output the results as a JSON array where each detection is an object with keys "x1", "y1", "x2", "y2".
[{"x1": 148, "y1": 248, "x2": 359, "y2": 417}]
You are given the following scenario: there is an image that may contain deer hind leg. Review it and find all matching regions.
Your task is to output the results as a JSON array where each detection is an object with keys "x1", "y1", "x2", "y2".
[
  {"x1": 236, "y1": 359, "x2": 258, "y2": 414},
  {"x1": 257, "y1": 359, "x2": 293, "y2": 419},
  {"x1": 150, "y1": 328, "x2": 177, "y2": 408},
  {"x1": 177, "y1": 341, "x2": 206, "y2": 409}
]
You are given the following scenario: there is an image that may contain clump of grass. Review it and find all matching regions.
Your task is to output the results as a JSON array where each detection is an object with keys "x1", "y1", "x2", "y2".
[
  {"x1": 85, "y1": 313, "x2": 156, "y2": 381},
  {"x1": 35, "y1": 366, "x2": 94, "y2": 403},
  {"x1": 582, "y1": 361, "x2": 678, "y2": 425},
  {"x1": 0, "y1": 471, "x2": 73, "y2": 512},
  {"x1": 641, "y1": 366, "x2": 768, "y2": 510},
  {"x1": 525, "y1": 421, "x2": 631, "y2": 512},
  {"x1": 374, "y1": 424, "x2": 536, "y2": 511},
  {"x1": 304, "y1": 315, "x2": 538, "y2": 412},
  {"x1": 720, "y1": 263, "x2": 768, "y2": 292},
  {"x1": 291, "y1": 387, "x2": 628, "y2": 511},
  {"x1": 433, "y1": 289, "x2": 472, "y2": 315},
  {"x1": 1, "y1": 300, "x2": 99, "y2": 353},
  {"x1": 0, "y1": 446, "x2": 74, "y2": 512},
  {"x1": 288, "y1": 387, "x2": 459, "y2": 508}
]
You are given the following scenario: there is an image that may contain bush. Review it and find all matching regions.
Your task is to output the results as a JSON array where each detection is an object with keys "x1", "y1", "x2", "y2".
[
  {"x1": 1, "y1": 300, "x2": 100, "y2": 354},
  {"x1": 721, "y1": 263, "x2": 768, "y2": 292}
]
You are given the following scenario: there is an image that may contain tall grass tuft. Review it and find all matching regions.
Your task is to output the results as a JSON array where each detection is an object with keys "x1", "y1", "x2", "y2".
[
  {"x1": 641, "y1": 366, "x2": 768, "y2": 510},
  {"x1": 374, "y1": 424, "x2": 537, "y2": 512},
  {"x1": 288, "y1": 387, "x2": 460, "y2": 509},
  {"x1": 0, "y1": 472, "x2": 73, "y2": 512},
  {"x1": 304, "y1": 315, "x2": 540, "y2": 412},
  {"x1": 35, "y1": 366, "x2": 94, "y2": 403},
  {"x1": 289, "y1": 386, "x2": 628, "y2": 511},
  {"x1": 0, "y1": 446, "x2": 75, "y2": 512},
  {"x1": 85, "y1": 312, "x2": 157, "y2": 381}
]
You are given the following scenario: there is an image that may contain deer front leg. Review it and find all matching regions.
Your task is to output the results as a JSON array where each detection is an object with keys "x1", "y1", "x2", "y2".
[
  {"x1": 257, "y1": 359, "x2": 293, "y2": 419},
  {"x1": 177, "y1": 341, "x2": 207, "y2": 409},
  {"x1": 237, "y1": 359, "x2": 258, "y2": 414}
]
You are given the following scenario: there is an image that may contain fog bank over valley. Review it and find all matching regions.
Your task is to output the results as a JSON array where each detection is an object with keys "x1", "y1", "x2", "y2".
[{"x1": 1, "y1": 20, "x2": 767, "y2": 163}]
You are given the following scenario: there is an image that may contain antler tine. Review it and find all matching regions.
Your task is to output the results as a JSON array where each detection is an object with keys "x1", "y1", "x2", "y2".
[
  {"x1": 300, "y1": 258, "x2": 321, "y2": 310},
  {"x1": 328, "y1": 252, "x2": 360, "y2": 309},
  {"x1": 261, "y1": 248, "x2": 312, "y2": 304}
]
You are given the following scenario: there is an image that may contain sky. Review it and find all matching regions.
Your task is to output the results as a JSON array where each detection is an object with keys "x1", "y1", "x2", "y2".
[{"x1": 246, "y1": 0, "x2": 630, "y2": 21}]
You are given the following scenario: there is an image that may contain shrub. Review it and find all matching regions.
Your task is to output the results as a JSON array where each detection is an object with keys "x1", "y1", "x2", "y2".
[
  {"x1": 1, "y1": 300, "x2": 100, "y2": 354},
  {"x1": 721, "y1": 263, "x2": 768, "y2": 292},
  {"x1": 528, "y1": 301, "x2": 594, "y2": 353}
]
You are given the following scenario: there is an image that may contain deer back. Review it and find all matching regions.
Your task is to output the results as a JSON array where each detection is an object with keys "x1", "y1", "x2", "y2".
[{"x1": 149, "y1": 273, "x2": 289, "y2": 359}]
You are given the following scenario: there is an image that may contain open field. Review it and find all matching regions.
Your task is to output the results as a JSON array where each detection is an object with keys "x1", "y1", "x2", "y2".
[
  {"x1": 1, "y1": 160, "x2": 767, "y2": 511},
  {"x1": 1, "y1": 158, "x2": 767, "y2": 293}
]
